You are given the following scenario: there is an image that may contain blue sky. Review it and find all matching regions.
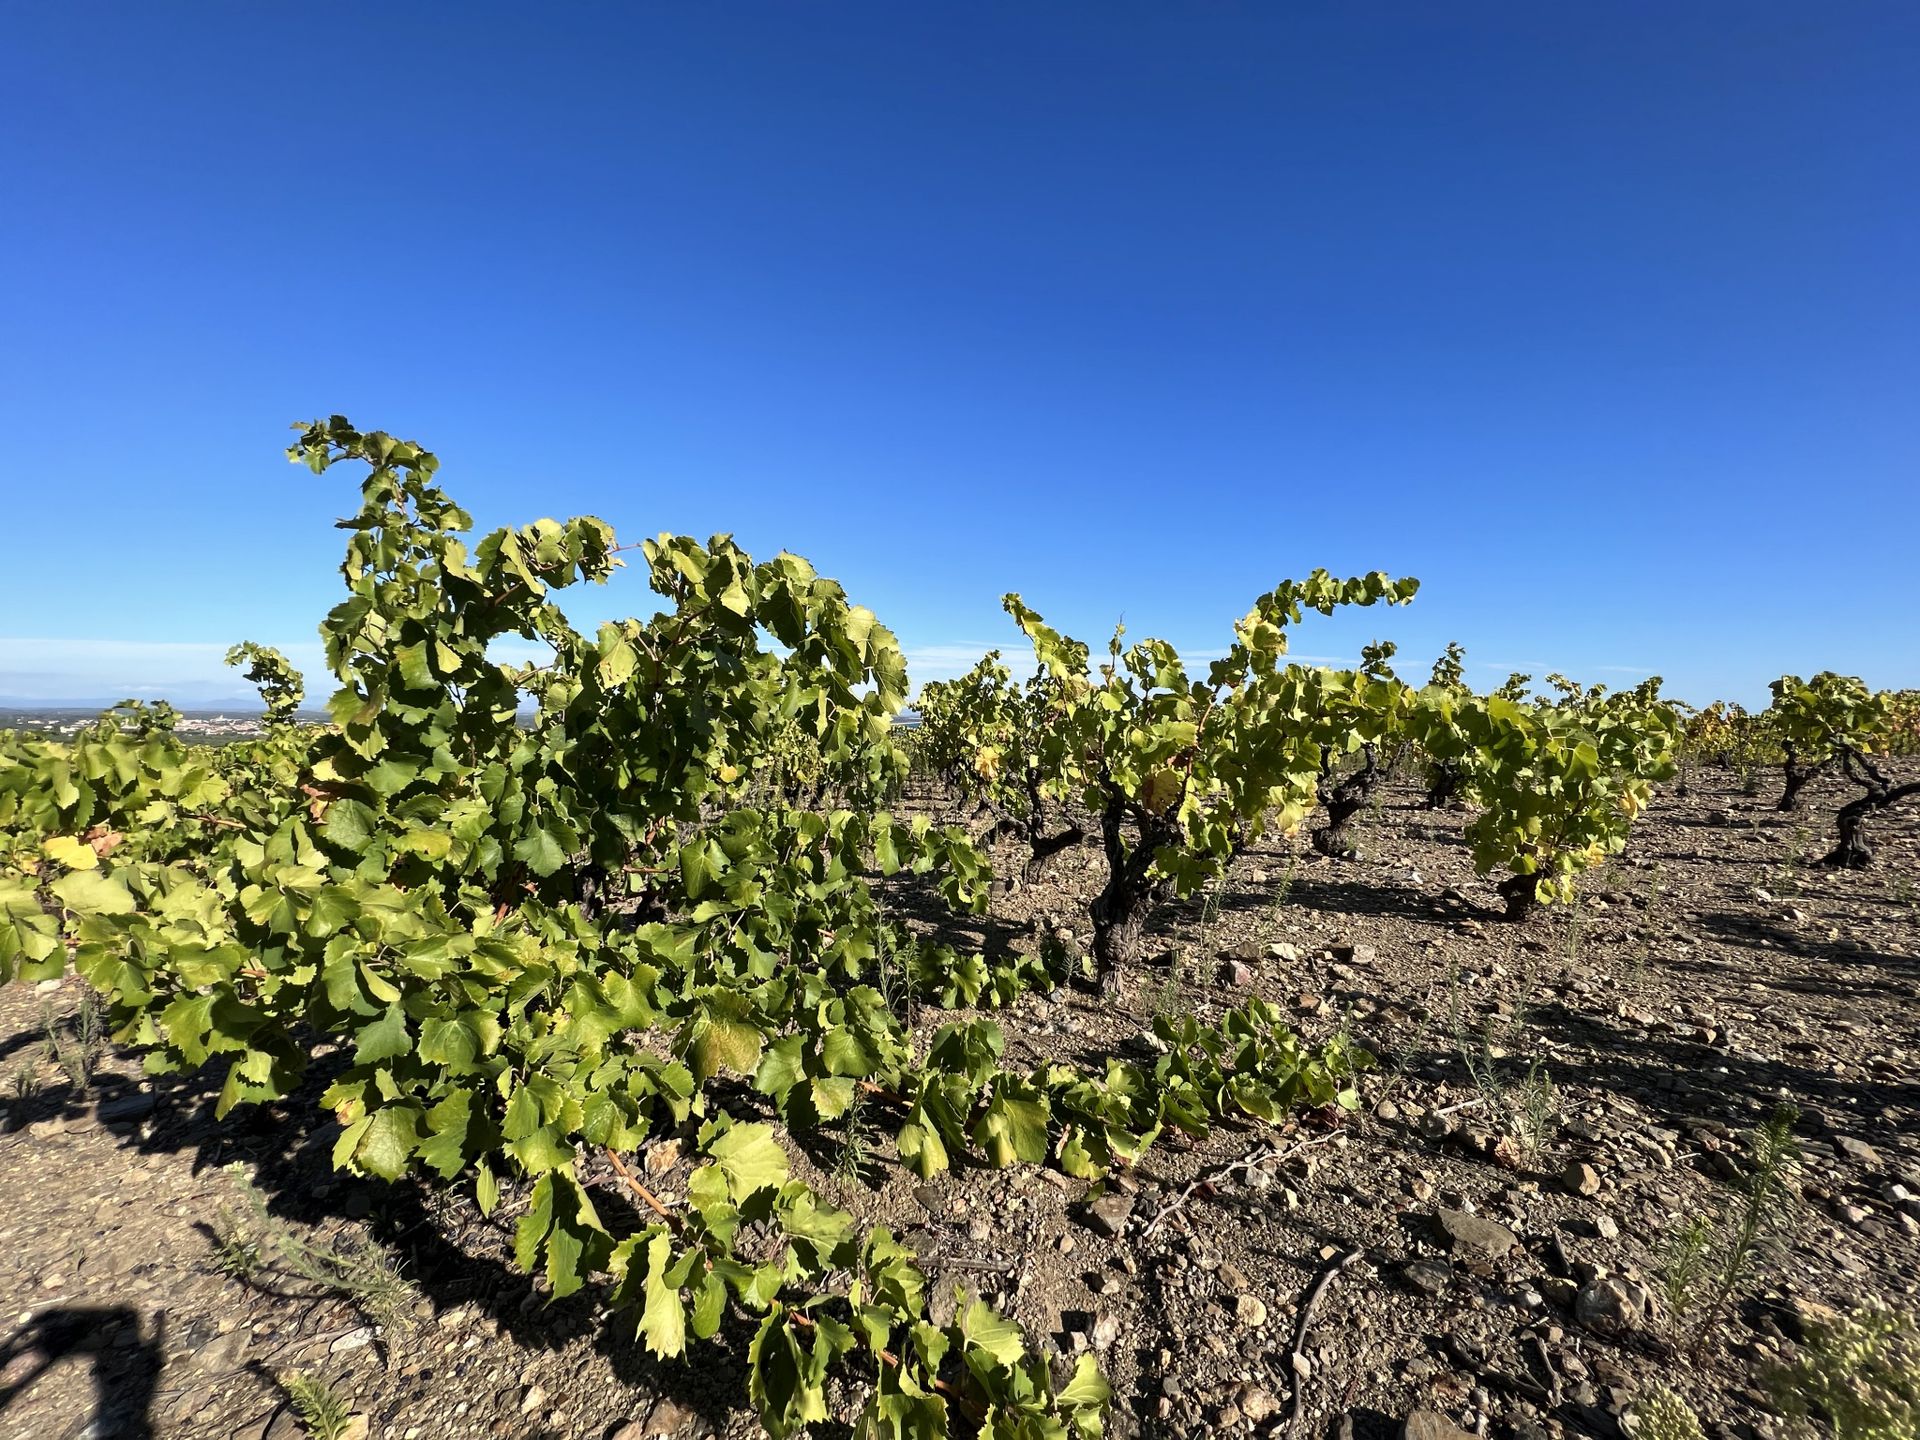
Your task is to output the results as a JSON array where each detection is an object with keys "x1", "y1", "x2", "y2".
[{"x1": 2, "y1": 4, "x2": 1915, "y2": 709}]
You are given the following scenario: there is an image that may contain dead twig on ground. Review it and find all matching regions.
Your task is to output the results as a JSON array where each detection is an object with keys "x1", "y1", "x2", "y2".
[
  {"x1": 1141, "y1": 1131, "x2": 1342, "y2": 1238},
  {"x1": 1288, "y1": 1247, "x2": 1363, "y2": 1436}
]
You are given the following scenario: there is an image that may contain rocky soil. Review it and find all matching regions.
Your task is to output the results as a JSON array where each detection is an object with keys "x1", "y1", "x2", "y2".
[{"x1": 2, "y1": 764, "x2": 1916, "y2": 1440}]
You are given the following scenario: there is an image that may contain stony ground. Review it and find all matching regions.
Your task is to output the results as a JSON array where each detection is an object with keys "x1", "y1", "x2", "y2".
[{"x1": 2, "y1": 764, "x2": 1916, "y2": 1440}]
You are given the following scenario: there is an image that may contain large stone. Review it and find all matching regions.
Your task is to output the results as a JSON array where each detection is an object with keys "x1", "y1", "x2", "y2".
[
  {"x1": 641, "y1": 1397, "x2": 708, "y2": 1438},
  {"x1": 1432, "y1": 1207, "x2": 1518, "y2": 1258},
  {"x1": 1238, "y1": 1385, "x2": 1282, "y2": 1423},
  {"x1": 1404, "y1": 1410, "x2": 1475, "y2": 1440},
  {"x1": 1836, "y1": 1136, "x2": 1882, "y2": 1167}
]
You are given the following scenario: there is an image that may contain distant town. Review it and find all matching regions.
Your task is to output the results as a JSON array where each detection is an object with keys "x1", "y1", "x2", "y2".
[{"x1": 0, "y1": 707, "x2": 302, "y2": 743}]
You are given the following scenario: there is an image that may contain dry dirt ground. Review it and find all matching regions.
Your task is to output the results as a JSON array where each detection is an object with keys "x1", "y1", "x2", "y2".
[{"x1": 2, "y1": 765, "x2": 1916, "y2": 1440}]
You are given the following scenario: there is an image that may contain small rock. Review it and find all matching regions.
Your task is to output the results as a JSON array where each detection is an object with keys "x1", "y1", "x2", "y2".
[
  {"x1": 1561, "y1": 1161, "x2": 1602, "y2": 1197},
  {"x1": 330, "y1": 1327, "x2": 375, "y2": 1354},
  {"x1": 1234, "y1": 1293, "x2": 1269, "y2": 1327},
  {"x1": 1086, "y1": 1192, "x2": 1135, "y2": 1239},
  {"x1": 1574, "y1": 1276, "x2": 1651, "y2": 1336},
  {"x1": 1398, "y1": 1260, "x2": 1452, "y2": 1297},
  {"x1": 1433, "y1": 1208, "x2": 1518, "y2": 1258}
]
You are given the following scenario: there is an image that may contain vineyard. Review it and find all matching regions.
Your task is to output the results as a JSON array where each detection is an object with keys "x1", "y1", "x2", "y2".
[{"x1": 2, "y1": 422, "x2": 1918, "y2": 1440}]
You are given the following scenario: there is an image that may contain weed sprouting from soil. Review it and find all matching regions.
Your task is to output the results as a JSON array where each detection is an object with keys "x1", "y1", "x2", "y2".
[
  {"x1": 1630, "y1": 1385, "x2": 1706, "y2": 1440},
  {"x1": 1629, "y1": 863, "x2": 1667, "y2": 990},
  {"x1": 1268, "y1": 856, "x2": 1297, "y2": 916},
  {"x1": 280, "y1": 1372, "x2": 360, "y2": 1440},
  {"x1": 1659, "y1": 1216, "x2": 1717, "y2": 1326},
  {"x1": 8, "y1": 1063, "x2": 40, "y2": 1102},
  {"x1": 214, "y1": 1166, "x2": 418, "y2": 1331},
  {"x1": 833, "y1": 1088, "x2": 874, "y2": 1189},
  {"x1": 1447, "y1": 952, "x2": 1560, "y2": 1165},
  {"x1": 1661, "y1": 1103, "x2": 1802, "y2": 1351},
  {"x1": 40, "y1": 990, "x2": 107, "y2": 1091},
  {"x1": 1770, "y1": 1301, "x2": 1920, "y2": 1440}
]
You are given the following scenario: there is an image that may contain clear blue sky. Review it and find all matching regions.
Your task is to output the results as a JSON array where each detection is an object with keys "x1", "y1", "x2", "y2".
[{"x1": 2, "y1": 4, "x2": 1915, "y2": 708}]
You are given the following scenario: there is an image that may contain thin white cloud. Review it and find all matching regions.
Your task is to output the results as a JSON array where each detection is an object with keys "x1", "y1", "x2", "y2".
[{"x1": 902, "y1": 643, "x2": 1039, "y2": 688}]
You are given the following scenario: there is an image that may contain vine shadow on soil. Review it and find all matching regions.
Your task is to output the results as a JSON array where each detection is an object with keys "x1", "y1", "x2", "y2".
[
  {"x1": 60, "y1": 1050, "x2": 747, "y2": 1438},
  {"x1": 1523, "y1": 998, "x2": 1920, "y2": 1149}
]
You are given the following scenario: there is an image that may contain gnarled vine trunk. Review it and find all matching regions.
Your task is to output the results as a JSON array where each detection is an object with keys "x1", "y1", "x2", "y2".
[
  {"x1": 1089, "y1": 799, "x2": 1171, "y2": 994},
  {"x1": 1424, "y1": 758, "x2": 1465, "y2": 810},
  {"x1": 1023, "y1": 820, "x2": 1085, "y2": 881},
  {"x1": 1821, "y1": 749, "x2": 1920, "y2": 869},
  {"x1": 1497, "y1": 872, "x2": 1540, "y2": 922},
  {"x1": 1777, "y1": 748, "x2": 1827, "y2": 812},
  {"x1": 1313, "y1": 744, "x2": 1390, "y2": 859}
]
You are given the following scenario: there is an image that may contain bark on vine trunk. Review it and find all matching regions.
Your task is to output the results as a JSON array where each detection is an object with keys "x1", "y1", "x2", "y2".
[
  {"x1": 1777, "y1": 749, "x2": 1826, "y2": 812},
  {"x1": 1311, "y1": 796, "x2": 1367, "y2": 859},
  {"x1": 1088, "y1": 799, "x2": 1169, "y2": 994},
  {"x1": 1820, "y1": 750, "x2": 1920, "y2": 869},
  {"x1": 1497, "y1": 872, "x2": 1540, "y2": 922},
  {"x1": 1023, "y1": 822, "x2": 1085, "y2": 881},
  {"x1": 1824, "y1": 796, "x2": 1876, "y2": 868},
  {"x1": 1424, "y1": 759, "x2": 1465, "y2": 810},
  {"x1": 1313, "y1": 744, "x2": 1387, "y2": 859}
]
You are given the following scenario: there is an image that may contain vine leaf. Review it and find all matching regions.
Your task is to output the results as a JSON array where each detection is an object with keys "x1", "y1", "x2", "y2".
[{"x1": 640, "y1": 1232, "x2": 687, "y2": 1357}]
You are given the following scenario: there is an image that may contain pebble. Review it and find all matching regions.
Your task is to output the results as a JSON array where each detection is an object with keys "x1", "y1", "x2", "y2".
[{"x1": 1234, "y1": 1294, "x2": 1269, "y2": 1327}]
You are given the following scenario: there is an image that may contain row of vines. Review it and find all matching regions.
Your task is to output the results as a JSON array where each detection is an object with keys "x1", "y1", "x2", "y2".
[{"x1": 1, "y1": 420, "x2": 1914, "y2": 1438}]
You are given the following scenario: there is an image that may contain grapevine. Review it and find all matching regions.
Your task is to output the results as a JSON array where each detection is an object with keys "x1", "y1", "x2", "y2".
[{"x1": 0, "y1": 420, "x2": 1379, "y2": 1438}]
